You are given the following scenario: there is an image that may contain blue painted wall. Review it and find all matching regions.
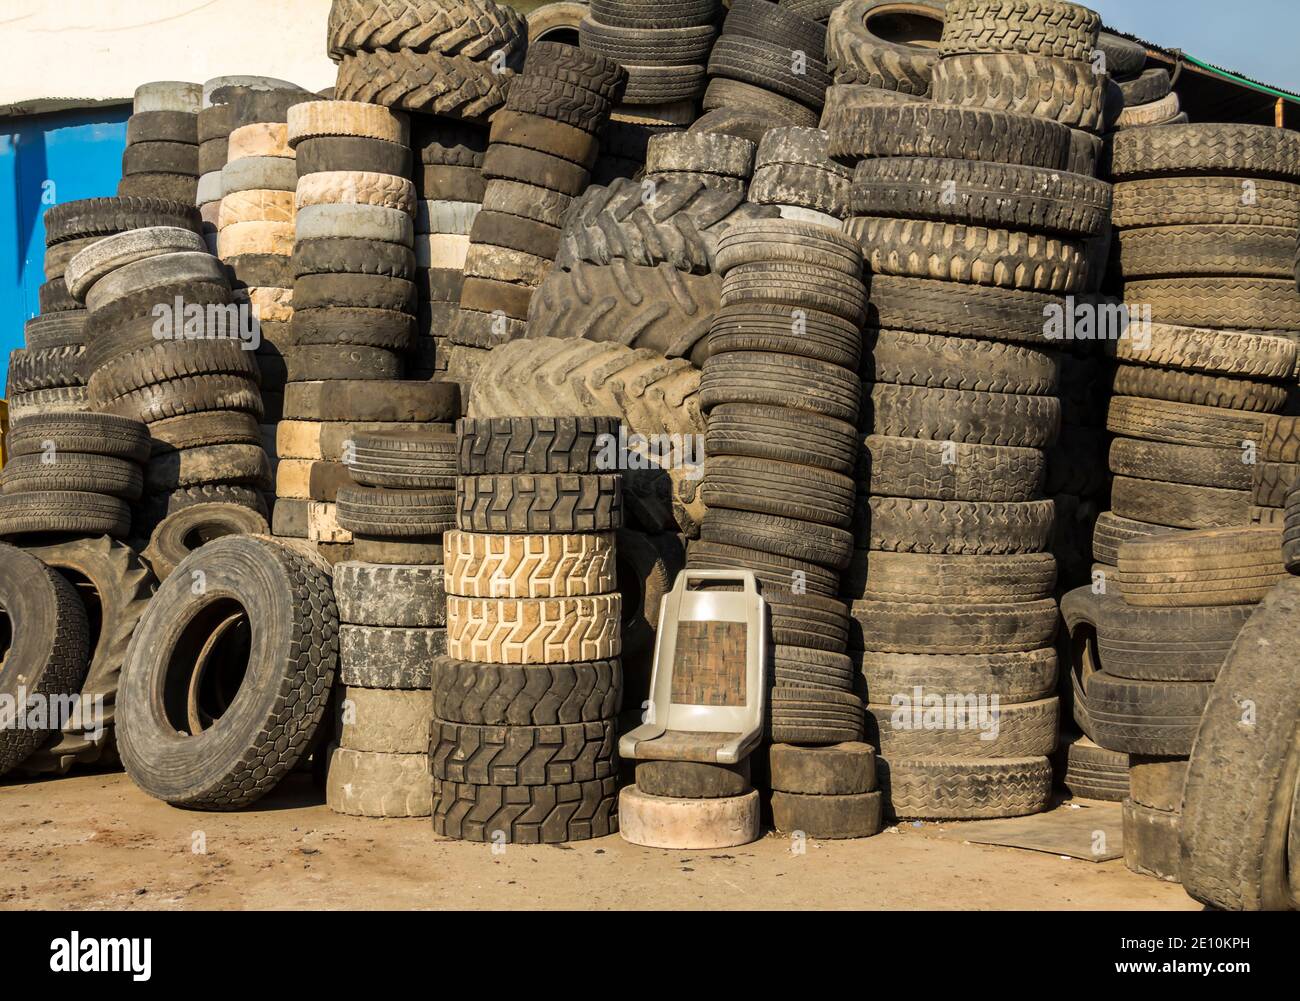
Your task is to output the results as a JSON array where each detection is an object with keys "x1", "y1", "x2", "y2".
[{"x1": 1, "y1": 106, "x2": 130, "y2": 396}]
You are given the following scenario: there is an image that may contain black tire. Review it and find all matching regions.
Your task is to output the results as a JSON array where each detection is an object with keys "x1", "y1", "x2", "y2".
[
  {"x1": 349, "y1": 429, "x2": 457, "y2": 489},
  {"x1": 705, "y1": 403, "x2": 858, "y2": 475},
  {"x1": 636, "y1": 760, "x2": 752, "y2": 799},
  {"x1": 432, "y1": 775, "x2": 619, "y2": 843},
  {"x1": 295, "y1": 136, "x2": 413, "y2": 176},
  {"x1": 862, "y1": 496, "x2": 1055, "y2": 556},
  {"x1": 115, "y1": 536, "x2": 336, "y2": 809},
  {"x1": 866, "y1": 275, "x2": 1062, "y2": 344},
  {"x1": 0, "y1": 544, "x2": 91, "y2": 776},
  {"x1": 6, "y1": 411, "x2": 149, "y2": 463},
  {"x1": 336, "y1": 486, "x2": 457, "y2": 536},
  {"x1": 43, "y1": 195, "x2": 202, "y2": 245},
  {"x1": 702, "y1": 455, "x2": 855, "y2": 528},
  {"x1": 701, "y1": 507, "x2": 853, "y2": 571},
  {"x1": 339, "y1": 626, "x2": 446, "y2": 688},
  {"x1": 686, "y1": 540, "x2": 840, "y2": 597},
  {"x1": 700, "y1": 351, "x2": 861, "y2": 423},
  {"x1": 456, "y1": 474, "x2": 623, "y2": 533},
  {"x1": 457, "y1": 416, "x2": 619, "y2": 474},
  {"x1": 1, "y1": 451, "x2": 142, "y2": 501},
  {"x1": 1087, "y1": 670, "x2": 1212, "y2": 757},
  {"x1": 1118, "y1": 67, "x2": 1171, "y2": 106},
  {"x1": 1097, "y1": 30, "x2": 1145, "y2": 77},
  {"x1": 0, "y1": 491, "x2": 132, "y2": 539},
  {"x1": 430, "y1": 717, "x2": 616, "y2": 785},
  {"x1": 707, "y1": 35, "x2": 830, "y2": 111},
  {"x1": 292, "y1": 238, "x2": 416, "y2": 280}
]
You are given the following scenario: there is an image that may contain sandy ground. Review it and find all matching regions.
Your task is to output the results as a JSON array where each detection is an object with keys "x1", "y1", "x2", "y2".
[{"x1": 0, "y1": 769, "x2": 1199, "y2": 911}]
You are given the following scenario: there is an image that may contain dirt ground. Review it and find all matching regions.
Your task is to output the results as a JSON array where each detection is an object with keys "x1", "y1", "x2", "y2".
[{"x1": 0, "y1": 770, "x2": 1199, "y2": 911}]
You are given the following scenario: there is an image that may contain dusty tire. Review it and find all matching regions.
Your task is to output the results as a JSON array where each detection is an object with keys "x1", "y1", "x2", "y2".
[
  {"x1": 115, "y1": 536, "x2": 338, "y2": 808},
  {"x1": 143, "y1": 502, "x2": 270, "y2": 581}
]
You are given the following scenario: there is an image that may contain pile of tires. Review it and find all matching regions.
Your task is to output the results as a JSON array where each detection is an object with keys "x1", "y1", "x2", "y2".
[
  {"x1": 411, "y1": 118, "x2": 486, "y2": 377},
  {"x1": 116, "y1": 535, "x2": 338, "y2": 810},
  {"x1": 275, "y1": 379, "x2": 460, "y2": 563},
  {"x1": 1103, "y1": 124, "x2": 1300, "y2": 561},
  {"x1": 65, "y1": 223, "x2": 271, "y2": 550},
  {"x1": 1062, "y1": 522, "x2": 1288, "y2": 882},
  {"x1": 580, "y1": 0, "x2": 718, "y2": 124},
  {"x1": 118, "y1": 82, "x2": 202, "y2": 205},
  {"x1": 1107, "y1": 41, "x2": 1186, "y2": 132},
  {"x1": 765, "y1": 741, "x2": 883, "y2": 839},
  {"x1": 0, "y1": 411, "x2": 147, "y2": 543},
  {"x1": 328, "y1": 0, "x2": 527, "y2": 120},
  {"x1": 216, "y1": 80, "x2": 320, "y2": 455},
  {"x1": 432, "y1": 417, "x2": 624, "y2": 843},
  {"x1": 452, "y1": 42, "x2": 627, "y2": 350},
  {"x1": 326, "y1": 428, "x2": 457, "y2": 818},
  {"x1": 701, "y1": 0, "x2": 828, "y2": 129}
]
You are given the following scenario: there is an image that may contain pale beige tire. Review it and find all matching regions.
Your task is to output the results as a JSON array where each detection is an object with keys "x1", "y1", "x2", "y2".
[
  {"x1": 416, "y1": 234, "x2": 471, "y2": 269},
  {"x1": 444, "y1": 530, "x2": 616, "y2": 598},
  {"x1": 65, "y1": 226, "x2": 207, "y2": 301},
  {"x1": 618, "y1": 785, "x2": 760, "y2": 849},
  {"x1": 1116, "y1": 91, "x2": 1180, "y2": 129},
  {"x1": 218, "y1": 220, "x2": 295, "y2": 258},
  {"x1": 217, "y1": 189, "x2": 296, "y2": 230},
  {"x1": 465, "y1": 243, "x2": 553, "y2": 286},
  {"x1": 287, "y1": 100, "x2": 410, "y2": 148},
  {"x1": 326, "y1": 746, "x2": 431, "y2": 818},
  {"x1": 296, "y1": 170, "x2": 417, "y2": 216},
  {"x1": 446, "y1": 594, "x2": 622, "y2": 665},
  {"x1": 338, "y1": 686, "x2": 431, "y2": 754},
  {"x1": 275, "y1": 458, "x2": 317, "y2": 500},
  {"x1": 228, "y1": 122, "x2": 294, "y2": 160}
]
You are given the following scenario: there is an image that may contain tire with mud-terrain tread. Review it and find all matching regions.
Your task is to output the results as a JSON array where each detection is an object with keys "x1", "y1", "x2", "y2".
[
  {"x1": 332, "y1": 47, "x2": 521, "y2": 122},
  {"x1": 1180, "y1": 578, "x2": 1300, "y2": 910},
  {"x1": 457, "y1": 416, "x2": 618, "y2": 475},
  {"x1": 433, "y1": 655, "x2": 621, "y2": 726},
  {"x1": 432, "y1": 775, "x2": 619, "y2": 843},
  {"x1": 825, "y1": 0, "x2": 946, "y2": 95},
  {"x1": 456, "y1": 474, "x2": 623, "y2": 533},
  {"x1": 940, "y1": 0, "x2": 1099, "y2": 61},
  {"x1": 430, "y1": 717, "x2": 615, "y2": 785},
  {"x1": 930, "y1": 52, "x2": 1104, "y2": 131},
  {"x1": 528, "y1": 260, "x2": 720, "y2": 365},
  {"x1": 860, "y1": 435, "x2": 1045, "y2": 503},
  {"x1": 115, "y1": 535, "x2": 338, "y2": 809},
  {"x1": 445, "y1": 529, "x2": 616, "y2": 598},
  {"x1": 446, "y1": 594, "x2": 621, "y2": 665},
  {"x1": 0, "y1": 544, "x2": 91, "y2": 777}
]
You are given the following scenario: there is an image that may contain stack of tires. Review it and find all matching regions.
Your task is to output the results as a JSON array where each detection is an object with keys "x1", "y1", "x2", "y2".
[
  {"x1": 579, "y1": 0, "x2": 719, "y2": 121},
  {"x1": 277, "y1": 380, "x2": 460, "y2": 564},
  {"x1": 1061, "y1": 523, "x2": 1288, "y2": 882},
  {"x1": 218, "y1": 84, "x2": 319, "y2": 451},
  {"x1": 687, "y1": 219, "x2": 874, "y2": 835},
  {"x1": 58, "y1": 225, "x2": 271, "y2": 556},
  {"x1": 433, "y1": 416, "x2": 623, "y2": 844},
  {"x1": 932, "y1": 0, "x2": 1106, "y2": 150},
  {"x1": 644, "y1": 132, "x2": 755, "y2": 194},
  {"x1": 0, "y1": 411, "x2": 147, "y2": 544},
  {"x1": 1109, "y1": 45, "x2": 1186, "y2": 132},
  {"x1": 1103, "y1": 124, "x2": 1300, "y2": 553},
  {"x1": 621, "y1": 754, "x2": 760, "y2": 850},
  {"x1": 412, "y1": 118, "x2": 485, "y2": 378},
  {"x1": 328, "y1": 0, "x2": 526, "y2": 120},
  {"x1": 453, "y1": 42, "x2": 627, "y2": 351},
  {"x1": 118, "y1": 82, "x2": 201, "y2": 205},
  {"x1": 746, "y1": 127, "x2": 852, "y2": 228},
  {"x1": 703, "y1": 1, "x2": 828, "y2": 129},
  {"x1": 326, "y1": 429, "x2": 457, "y2": 819},
  {"x1": 767, "y1": 742, "x2": 883, "y2": 840},
  {"x1": 832, "y1": 94, "x2": 1101, "y2": 819}
]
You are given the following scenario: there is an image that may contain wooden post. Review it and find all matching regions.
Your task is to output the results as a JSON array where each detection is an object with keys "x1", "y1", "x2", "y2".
[{"x1": 1277, "y1": 97, "x2": 1285, "y2": 128}]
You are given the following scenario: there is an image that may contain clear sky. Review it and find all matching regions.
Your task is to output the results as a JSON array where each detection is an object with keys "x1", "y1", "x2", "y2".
[{"x1": 1086, "y1": 0, "x2": 1300, "y2": 94}]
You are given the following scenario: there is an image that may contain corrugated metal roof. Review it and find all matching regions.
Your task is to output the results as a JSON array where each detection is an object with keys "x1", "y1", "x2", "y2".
[{"x1": 1104, "y1": 24, "x2": 1300, "y2": 103}]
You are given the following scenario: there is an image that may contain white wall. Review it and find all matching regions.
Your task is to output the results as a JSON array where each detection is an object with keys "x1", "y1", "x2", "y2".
[{"x1": 0, "y1": 0, "x2": 339, "y2": 114}]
